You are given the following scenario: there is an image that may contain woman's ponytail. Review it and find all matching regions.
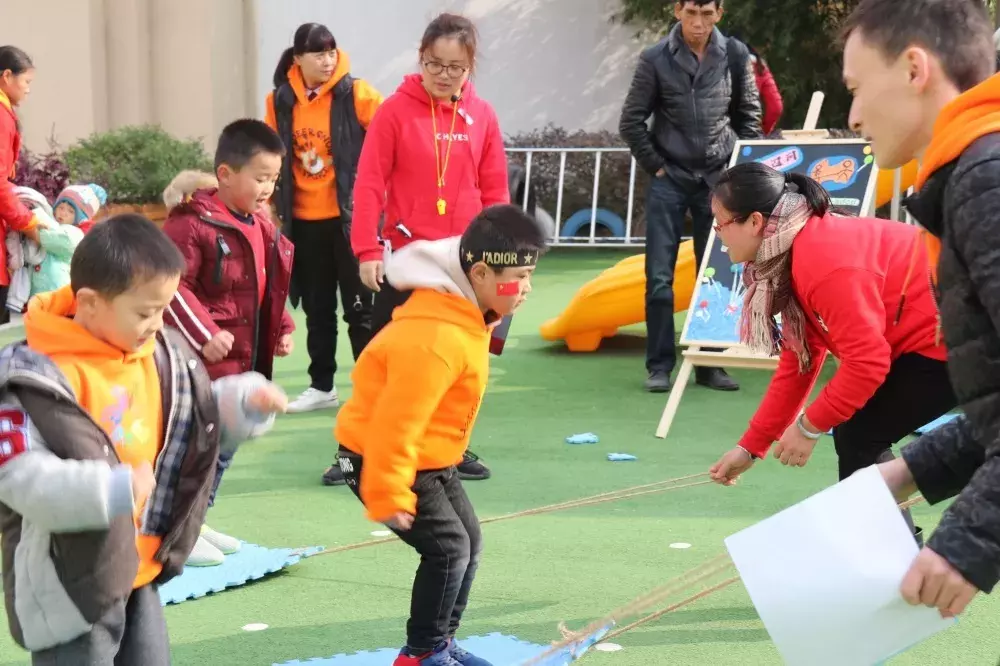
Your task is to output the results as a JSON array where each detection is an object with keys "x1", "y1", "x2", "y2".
[
  {"x1": 272, "y1": 47, "x2": 295, "y2": 89},
  {"x1": 785, "y1": 172, "x2": 831, "y2": 218}
]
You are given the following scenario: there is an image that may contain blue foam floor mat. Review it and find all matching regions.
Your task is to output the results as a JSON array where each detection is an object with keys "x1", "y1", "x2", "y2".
[
  {"x1": 275, "y1": 628, "x2": 611, "y2": 666},
  {"x1": 914, "y1": 412, "x2": 960, "y2": 434},
  {"x1": 159, "y1": 542, "x2": 323, "y2": 605}
]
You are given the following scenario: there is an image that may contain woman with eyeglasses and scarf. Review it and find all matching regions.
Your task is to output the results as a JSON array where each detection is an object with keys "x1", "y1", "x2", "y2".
[
  {"x1": 348, "y1": 13, "x2": 510, "y2": 484},
  {"x1": 707, "y1": 162, "x2": 955, "y2": 542}
]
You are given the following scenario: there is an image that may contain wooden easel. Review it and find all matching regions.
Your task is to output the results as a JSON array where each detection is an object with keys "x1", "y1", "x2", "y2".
[{"x1": 655, "y1": 93, "x2": 828, "y2": 439}]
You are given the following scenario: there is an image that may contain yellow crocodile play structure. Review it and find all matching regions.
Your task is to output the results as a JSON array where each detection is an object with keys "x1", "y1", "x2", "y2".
[{"x1": 540, "y1": 161, "x2": 918, "y2": 352}]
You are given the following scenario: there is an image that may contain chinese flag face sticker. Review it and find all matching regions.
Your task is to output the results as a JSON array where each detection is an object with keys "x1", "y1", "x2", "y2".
[{"x1": 496, "y1": 281, "x2": 520, "y2": 296}]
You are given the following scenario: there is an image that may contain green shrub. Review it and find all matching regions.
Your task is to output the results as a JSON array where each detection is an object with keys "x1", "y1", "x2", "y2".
[{"x1": 65, "y1": 125, "x2": 213, "y2": 205}]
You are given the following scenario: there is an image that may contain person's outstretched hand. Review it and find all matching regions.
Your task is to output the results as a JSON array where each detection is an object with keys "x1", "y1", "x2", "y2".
[{"x1": 710, "y1": 447, "x2": 755, "y2": 485}]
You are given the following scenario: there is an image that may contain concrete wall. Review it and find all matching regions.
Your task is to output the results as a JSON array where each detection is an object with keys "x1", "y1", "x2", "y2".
[
  {"x1": 254, "y1": 0, "x2": 651, "y2": 137},
  {"x1": 6, "y1": 0, "x2": 258, "y2": 153},
  {"x1": 7, "y1": 0, "x2": 647, "y2": 153}
]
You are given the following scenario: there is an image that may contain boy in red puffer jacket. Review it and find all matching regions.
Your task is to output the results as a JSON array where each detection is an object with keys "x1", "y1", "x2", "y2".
[{"x1": 162, "y1": 119, "x2": 295, "y2": 566}]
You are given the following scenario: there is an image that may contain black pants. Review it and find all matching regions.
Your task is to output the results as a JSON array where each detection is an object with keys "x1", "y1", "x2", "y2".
[
  {"x1": 644, "y1": 173, "x2": 714, "y2": 374},
  {"x1": 32, "y1": 585, "x2": 168, "y2": 666},
  {"x1": 292, "y1": 218, "x2": 373, "y2": 392},
  {"x1": 338, "y1": 447, "x2": 482, "y2": 652},
  {"x1": 370, "y1": 280, "x2": 413, "y2": 339},
  {"x1": 833, "y1": 352, "x2": 957, "y2": 536},
  {"x1": 0, "y1": 285, "x2": 11, "y2": 324}
]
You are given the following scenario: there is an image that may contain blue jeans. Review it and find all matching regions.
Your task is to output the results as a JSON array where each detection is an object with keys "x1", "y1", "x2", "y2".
[{"x1": 644, "y1": 173, "x2": 714, "y2": 374}]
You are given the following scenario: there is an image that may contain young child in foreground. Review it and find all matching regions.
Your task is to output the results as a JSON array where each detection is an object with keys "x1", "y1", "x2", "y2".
[
  {"x1": 0, "y1": 215, "x2": 287, "y2": 664},
  {"x1": 162, "y1": 119, "x2": 295, "y2": 567},
  {"x1": 335, "y1": 204, "x2": 547, "y2": 666}
]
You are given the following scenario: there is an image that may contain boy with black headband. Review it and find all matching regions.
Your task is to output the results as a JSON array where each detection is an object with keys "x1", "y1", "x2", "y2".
[{"x1": 335, "y1": 204, "x2": 545, "y2": 666}]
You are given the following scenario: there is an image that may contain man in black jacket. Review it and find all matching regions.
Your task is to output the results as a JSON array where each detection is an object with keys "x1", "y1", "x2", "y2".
[
  {"x1": 619, "y1": 0, "x2": 762, "y2": 393},
  {"x1": 842, "y1": 0, "x2": 999, "y2": 618}
]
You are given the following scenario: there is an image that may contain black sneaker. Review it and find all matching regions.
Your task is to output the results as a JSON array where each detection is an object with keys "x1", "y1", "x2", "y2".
[
  {"x1": 695, "y1": 367, "x2": 739, "y2": 391},
  {"x1": 457, "y1": 451, "x2": 491, "y2": 481},
  {"x1": 322, "y1": 463, "x2": 346, "y2": 486},
  {"x1": 644, "y1": 370, "x2": 672, "y2": 393}
]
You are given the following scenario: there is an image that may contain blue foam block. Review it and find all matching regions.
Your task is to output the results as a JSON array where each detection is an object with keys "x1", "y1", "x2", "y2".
[
  {"x1": 566, "y1": 432, "x2": 599, "y2": 445},
  {"x1": 159, "y1": 542, "x2": 323, "y2": 606},
  {"x1": 914, "y1": 412, "x2": 960, "y2": 434},
  {"x1": 274, "y1": 627, "x2": 611, "y2": 666},
  {"x1": 607, "y1": 453, "x2": 637, "y2": 462}
]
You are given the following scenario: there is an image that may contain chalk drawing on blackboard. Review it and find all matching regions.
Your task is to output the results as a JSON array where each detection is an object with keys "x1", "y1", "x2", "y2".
[
  {"x1": 807, "y1": 152, "x2": 875, "y2": 192},
  {"x1": 754, "y1": 146, "x2": 804, "y2": 172}
]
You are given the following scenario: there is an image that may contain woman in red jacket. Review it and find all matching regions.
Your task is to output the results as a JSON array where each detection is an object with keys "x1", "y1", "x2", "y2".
[
  {"x1": 349, "y1": 13, "x2": 510, "y2": 482},
  {"x1": 747, "y1": 44, "x2": 783, "y2": 135},
  {"x1": 708, "y1": 163, "x2": 955, "y2": 539},
  {"x1": 0, "y1": 46, "x2": 41, "y2": 323}
]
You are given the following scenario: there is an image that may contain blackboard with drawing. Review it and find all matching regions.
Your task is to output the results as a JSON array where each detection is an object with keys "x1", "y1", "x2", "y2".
[{"x1": 679, "y1": 138, "x2": 878, "y2": 349}]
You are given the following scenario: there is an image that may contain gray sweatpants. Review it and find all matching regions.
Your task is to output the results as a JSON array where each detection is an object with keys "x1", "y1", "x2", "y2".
[{"x1": 31, "y1": 585, "x2": 169, "y2": 666}]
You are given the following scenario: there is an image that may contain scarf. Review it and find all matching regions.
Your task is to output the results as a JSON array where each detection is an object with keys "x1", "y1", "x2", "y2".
[{"x1": 739, "y1": 191, "x2": 812, "y2": 371}]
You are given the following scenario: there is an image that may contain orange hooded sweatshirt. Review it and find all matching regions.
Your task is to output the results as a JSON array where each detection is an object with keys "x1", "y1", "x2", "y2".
[
  {"x1": 334, "y1": 237, "x2": 491, "y2": 522},
  {"x1": 264, "y1": 49, "x2": 383, "y2": 221},
  {"x1": 24, "y1": 287, "x2": 165, "y2": 588},
  {"x1": 915, "y1": 74, "x2": 1000, "y2": 285}
]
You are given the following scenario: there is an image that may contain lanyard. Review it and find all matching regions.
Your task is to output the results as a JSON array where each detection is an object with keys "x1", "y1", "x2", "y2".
[{"x1": 430, "y1": 97, "x2": 460, "y2": 216}]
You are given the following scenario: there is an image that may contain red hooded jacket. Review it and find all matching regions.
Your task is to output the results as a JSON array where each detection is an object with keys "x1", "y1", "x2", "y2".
[
  {"x1": 753, "y1": 59, "x2": 783, "y2": 135},
  {"x1": 739, "y1": 213, "x2": 947, "y2": 458},
  {"x1": 162, "y1": 190, "x2": 294, "y2": 381},
  {"x1": 351, "y1": 75, "x2": 510, "y2": 263},
  {"x1": 0, "y1": 90, "x2": 38, "y2": 286}
]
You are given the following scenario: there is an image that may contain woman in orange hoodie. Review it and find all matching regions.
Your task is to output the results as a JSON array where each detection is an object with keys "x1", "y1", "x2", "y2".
[
  {"x1": 264, "y1": 24, "x2": 382, "y2": 429},
  {"x1": 0, "y1": 46, "x2": 40, "y2": 324}
]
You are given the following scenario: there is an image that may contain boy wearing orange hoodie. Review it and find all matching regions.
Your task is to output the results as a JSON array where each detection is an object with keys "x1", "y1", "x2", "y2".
[
  {"x1": 335, "y1": 205, "x2": 545, "y2": 666},
  {"x1": 842, "y1": 0, "x2": 1000, "y2": 620},
  {"x1": 0, "y1": 215, "x2": 287, "y2": 664}
]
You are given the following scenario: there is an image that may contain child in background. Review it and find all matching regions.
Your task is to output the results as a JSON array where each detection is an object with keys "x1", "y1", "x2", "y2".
[
  {"x1": 5, "y1": 183, "x2": 106, "y2": 312},
  {"x1": 0, "y1": 214, "x2": 287, "y2": 664},
  {"x1": 6, "y1": 185, "x2": 51, "y2": 313},
  {"x1": 163, "y1": 170, "x2": 218, "y2": 212},
  {"x1": 335, "y1": 205, "x2": 546, "y2": 666},
  {"x1": 162, "y1": 119, "x2": 295, "y2": 567}
]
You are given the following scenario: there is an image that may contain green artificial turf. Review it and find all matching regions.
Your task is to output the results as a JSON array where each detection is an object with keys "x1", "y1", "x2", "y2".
[{"x1": 0, "y1": 249, "x2": 997, "y2": 665}]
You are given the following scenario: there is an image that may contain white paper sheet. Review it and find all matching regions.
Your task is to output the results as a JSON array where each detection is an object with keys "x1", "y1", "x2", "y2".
[{"x1": 725, "y1": 466, "x2": 955, "y2": 665}]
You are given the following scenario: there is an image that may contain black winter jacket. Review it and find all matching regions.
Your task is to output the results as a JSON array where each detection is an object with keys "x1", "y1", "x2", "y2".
[
  {"x1": 619, "y1": 25, "x2": 762, "y2": 180},
  {"x1": 901, "y1": 133, "x2": 1000, "y2": 594}
]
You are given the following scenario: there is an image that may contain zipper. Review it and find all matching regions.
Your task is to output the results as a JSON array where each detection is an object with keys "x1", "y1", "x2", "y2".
[
  {"x1": 214, "y1": 235, "x2": 231, "y2": 285},
  {"x1": 199, "y1": 215, "x2": 261, "y2": 369},
  {"x1": 928, "y1": 263, "x2": 942, "y2": 346}
]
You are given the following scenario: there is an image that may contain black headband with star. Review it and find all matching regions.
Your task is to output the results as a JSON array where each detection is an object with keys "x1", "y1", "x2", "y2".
[{"x1": 461, "y1": 247, "x2": 538, "y2": 270}]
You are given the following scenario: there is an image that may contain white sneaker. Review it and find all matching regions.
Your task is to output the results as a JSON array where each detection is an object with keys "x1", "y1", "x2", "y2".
[
  {"x1": 287, "y1": 387, "x2": 339, "y2": 413},
  {"x1": 200, "y1": 525, "x2": 241, "y2": 555},
  {"x1": 186, "y1": 535, "x2": 225, "y2": 567}
]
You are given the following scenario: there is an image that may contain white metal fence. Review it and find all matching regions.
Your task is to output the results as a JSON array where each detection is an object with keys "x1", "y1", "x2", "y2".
[{"x1": 505, "y1": 146, "x2": 911, "y2": 248}]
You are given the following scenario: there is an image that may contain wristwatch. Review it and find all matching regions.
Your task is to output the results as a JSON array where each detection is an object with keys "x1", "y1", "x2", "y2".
[{"x1": 796, "y1": 413, "x2": 823, "y2": 440}]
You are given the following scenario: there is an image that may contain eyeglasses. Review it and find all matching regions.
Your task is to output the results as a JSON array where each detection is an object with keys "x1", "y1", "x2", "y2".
[
  {"x1": 713, "y1": 216, "x2": 744, "y2": 233},
  {"x1": 423, "y1": 61, "x2": 468, "y2": 79}
]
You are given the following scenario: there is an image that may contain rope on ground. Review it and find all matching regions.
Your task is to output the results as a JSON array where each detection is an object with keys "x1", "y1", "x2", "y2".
[
  {"x1": 524, "y1": 493, "x2": 932, "y2": 660},
  {"x1": 313, "y1": 473, "x2": 712, "y2": 558},
  {"x1": 522, "y1": 555, "x2": 737, "y2": 665},
  {"x1": 601, "y1": 575, "x2": 742, "y2": 642}
]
